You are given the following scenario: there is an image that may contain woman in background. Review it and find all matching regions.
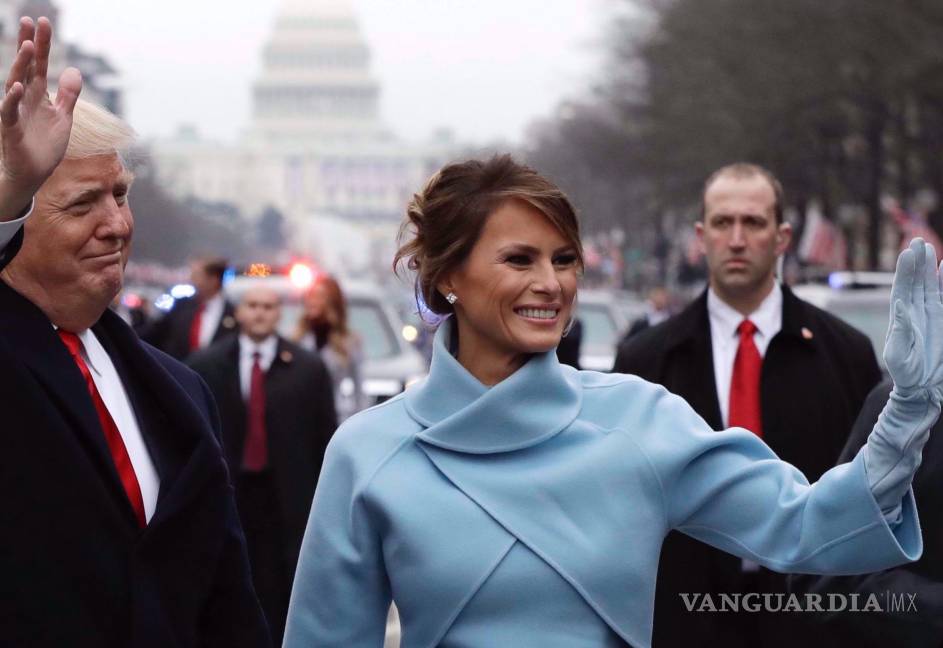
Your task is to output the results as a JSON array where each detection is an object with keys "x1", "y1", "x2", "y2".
[{"x1": 294, "y1": 275, "x2": 366, "y2": 422}]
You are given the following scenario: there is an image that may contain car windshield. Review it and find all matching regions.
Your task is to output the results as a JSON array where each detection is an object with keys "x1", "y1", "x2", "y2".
[
  {"x1": 349, "y1": 299, "x2": 399, "y2": 360},
  {"x1": 579, "y1": 303, "x2": 617, "y2": 353},
  {"x1": 272, "y1": 297, "x2": 400, "y2": 362},
  {"x1": 826, "y1": 301, "x2": 890, "y2": 368}
]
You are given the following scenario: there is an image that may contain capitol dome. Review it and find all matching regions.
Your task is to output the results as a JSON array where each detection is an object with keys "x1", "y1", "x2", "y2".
[{"x1": 251, "y1": 0, "x2": 383, "y2": 145}]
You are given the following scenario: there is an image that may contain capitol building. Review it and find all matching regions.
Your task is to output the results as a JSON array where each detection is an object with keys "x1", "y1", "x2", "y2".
[{"x1": 149, "y1": 0, "x2": 455, "y2": 273}]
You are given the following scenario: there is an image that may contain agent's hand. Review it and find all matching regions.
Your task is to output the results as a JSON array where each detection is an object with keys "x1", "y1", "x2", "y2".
[
  {"x1": 0, "y1": 16, "x2": 82, "y2": 219},
  {"x1": 884, "y1": 237, "x2": 943, "y2": 401}
]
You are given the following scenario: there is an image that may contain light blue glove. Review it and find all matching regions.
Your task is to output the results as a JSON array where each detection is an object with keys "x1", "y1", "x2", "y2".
[{"x1": 865, "y1": 238, "x2": 943, "y2": 521}]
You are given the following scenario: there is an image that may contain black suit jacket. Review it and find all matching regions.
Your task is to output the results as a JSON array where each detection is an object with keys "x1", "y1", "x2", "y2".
[
  {"x1": 188, "y1": 335, "x2": 337, "y2": 570},
  {"x1": 613, "y1": 285, "x2": 882, "y2": 647},
  {"x1": 141, "y1": 295, "x2": 237, "y2": 361},
  {"x1": 791, "y1": 380, "x2": 943, "y2": 648},
  {"x1": 0, "y1": 279, "x2": 270, "y2": 648}
]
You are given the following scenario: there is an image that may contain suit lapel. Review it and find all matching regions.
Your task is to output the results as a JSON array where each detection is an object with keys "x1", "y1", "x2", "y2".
[
  {"x1": 664, "y1": 291, "x2": 723, "y2": 429},
  {"x1": 94, "y1": 310, "x2": 224, "y2": 527},
  {"x1": 0, "y1": 281, "x2": 121, "y2": 490},
  {"x1": 212, "y1": 300, "x2": 237, "y2": 343}
]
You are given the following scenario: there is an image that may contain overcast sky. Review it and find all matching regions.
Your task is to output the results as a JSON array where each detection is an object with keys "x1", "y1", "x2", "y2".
[{"x1": 54, "y1": 0, "x2": 609, "y2": 146}]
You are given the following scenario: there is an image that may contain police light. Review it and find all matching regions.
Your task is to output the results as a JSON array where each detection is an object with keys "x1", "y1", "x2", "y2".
[
  {"x1": 154, "y1": 294, "x2": 175, "y2": 312},
  {"x1": 289, "y1": 262, "x2": 315, "y2": 289}
]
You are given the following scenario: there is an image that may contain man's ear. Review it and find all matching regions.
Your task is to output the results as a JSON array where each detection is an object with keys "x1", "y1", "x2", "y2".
[
  {"x1": 776, "y1": 222, "x2": 793, "y2": 255},
  {"x1": 694, "y1": 221, "x2": 707, "y2": 255}
]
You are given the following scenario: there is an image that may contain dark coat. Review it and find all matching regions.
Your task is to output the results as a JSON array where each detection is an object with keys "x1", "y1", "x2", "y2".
[
  {"x1": 613, "y1": 285, "x2": 882, "y2": 647},
  {"x1": 791, "y1": 379, "x2": 943, "y2": 648},
  {"x1": 140, "y1": 295, "x2": 238, "y2": 361},
  {"x1": 187, "y1": 335, "x2": 338, "y2": 569},
  {"x1": 0, "y1": 280, "x2": 270, "y2": 648}
]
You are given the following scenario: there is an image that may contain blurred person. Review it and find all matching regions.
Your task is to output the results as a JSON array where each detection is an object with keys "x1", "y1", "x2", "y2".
[
  {"x1": 283, "y1": 155, "x2": 936, "y2": 647},
  {"x1": 0, "y1": 17, "x2": 269, "y2": 647},
  {"x1": 110, "y1": 289, "x2": 149, "y2": 331},
  {"x1": 294, "y1": 274, "x2": 367, "y2": 422},
  {"x1": 623, "y1": 286, "x2": 672, "y2": 341},
  {"x1": 188, "y1": 285, "x2": 337, "y2": 644},
  {"x1": 140, "y1": 255, "x2": 237, "y2": 360},
  {"x1": 613, "y1": 163, "x2": 883, "y2": 647},
  {"x1": 790, "y1": 379, "x2": 943, "y2": 647},
  {"x1": 555, "y1": 316, "x2": 582, "y2": 368}
]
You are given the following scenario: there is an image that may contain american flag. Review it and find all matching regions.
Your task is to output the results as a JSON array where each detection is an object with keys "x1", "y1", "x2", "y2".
[
  {"x1": 798, "y1": 204, "x2": 847, "y2": 269},
  {"x1": 886, "y1": 200, "x2": 943, "y2": 259}
]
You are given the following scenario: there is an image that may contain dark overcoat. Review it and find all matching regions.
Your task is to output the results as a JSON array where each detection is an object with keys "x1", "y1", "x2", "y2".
[
  {"x1": 187, "y1": 335, "x2": 338, "y2": 569},
  {"x1": 140, "y1": 295, "x2": 237, "y2": 361},
  {"x1": 0, "y1": 277, "x2": 270, "y2": 647},
  {"x1": 791, "y1": 379, "x2": 943, "y2": 648},
  {"x1": 613, "y1": 285, "x2": 882, "y2": 647}
]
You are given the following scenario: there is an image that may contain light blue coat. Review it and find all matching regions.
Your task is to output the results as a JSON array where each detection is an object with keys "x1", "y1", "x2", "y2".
[{"x1": 284, "y1": 322, "x2": 922, "y2": 648}]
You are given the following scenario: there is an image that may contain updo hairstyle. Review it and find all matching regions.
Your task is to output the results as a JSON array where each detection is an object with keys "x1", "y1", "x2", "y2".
[{"x1": 393, "y1": 154, "x2": 583, "y2": 316}]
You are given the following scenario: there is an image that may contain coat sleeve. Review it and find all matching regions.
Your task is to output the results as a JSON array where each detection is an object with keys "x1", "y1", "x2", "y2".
[
  {"x1": 0, "y1": 221, "x2": 24, "y2": 272},
  {"x1": 789, "y1": 381, "x2": 943, "y2": 646},
  {"x1": 284, "y1": 433, "x2": 391, "y2": 647},
  {"x1": 194, "y1": 375, "x2": 273, "y2": 648},
  {"x1": 635, "y1": 383, "x2": 922, "y2": 575}
]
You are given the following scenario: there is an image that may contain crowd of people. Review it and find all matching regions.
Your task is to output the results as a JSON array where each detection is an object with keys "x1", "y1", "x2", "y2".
[{"x1": 1, "y1": 15, "x2": 941, "y2": 648}]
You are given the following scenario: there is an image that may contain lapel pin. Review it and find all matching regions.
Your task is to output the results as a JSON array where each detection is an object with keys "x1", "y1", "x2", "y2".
[
  {"x1": 801, "y1": 327, "x2": 814, "y2": 340},
  {"x1": 222, "y1": 316, "x2": 236, "y2": 329},
  {"x1": 280, "y1": 350, "x2": 293, "y2": 363}
]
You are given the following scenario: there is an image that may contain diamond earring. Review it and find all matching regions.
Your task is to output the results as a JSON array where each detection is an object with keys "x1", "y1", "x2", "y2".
[{"x1": 446, "y1": 292, "x2": 458, "y2": 305}]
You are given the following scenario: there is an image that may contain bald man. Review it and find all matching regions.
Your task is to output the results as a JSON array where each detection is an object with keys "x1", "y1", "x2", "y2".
[{"x1": 187, "y1": 286, "x2": 337, "y2": 644}]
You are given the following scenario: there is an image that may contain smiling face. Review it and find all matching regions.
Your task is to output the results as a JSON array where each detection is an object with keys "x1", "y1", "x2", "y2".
[
  {"x1": 2, "y1": 153, "x2": 134, "y2": 330},
  {"x1": 696, "y1": 173, "x2": 791, "y2": 309},
  {"x1": 440, "y1": 198, "x2": 580, "y2": 384}
]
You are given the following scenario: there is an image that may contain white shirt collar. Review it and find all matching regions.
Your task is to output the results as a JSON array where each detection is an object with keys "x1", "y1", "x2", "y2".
[
  {"x1": 707, "y1": 282, "x2": 783, "y2": 342},
  {"x1": 239, "y1": 334, "x2": 278, "y2": 366},
  {"x1": 52, "y1": 324, "x2": 105, "y2": 377}
]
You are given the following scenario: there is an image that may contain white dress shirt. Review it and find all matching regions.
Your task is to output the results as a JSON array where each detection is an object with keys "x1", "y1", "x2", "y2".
[
  {"x1": 239, "y1": 334, "x2": 278, "y2": 400},
  {"x1": 197, "y1": 292, "x2": 226, "y2": 350},
  {"x1": 74, "y1": 328, "x2": 161, "y2": 522},
  {"x1": 707, "y1": 284, "x2": 783, "y2": 428}
]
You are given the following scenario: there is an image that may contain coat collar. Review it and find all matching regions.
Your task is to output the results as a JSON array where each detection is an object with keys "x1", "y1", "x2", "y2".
[
  {"x1": 665, "y1": 284, "x2": 817, "y2": 350},
  {"x1": 405, "y1": 318, "x2": 582, "y2": 454}
]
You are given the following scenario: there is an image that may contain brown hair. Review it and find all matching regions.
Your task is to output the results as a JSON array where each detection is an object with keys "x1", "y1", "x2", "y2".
[
  {"x1": 393, "y1": 154, "x2": 583, "y2": 315},
  {"x1": 701, "y1": 162, "x2": 785, "y2": 224},
  {"x1": 294, "y1": 274, "x2": 356, "y2": 363},
  {"x1": 192, "y1": 255, "x2": 229, "y2": 284}
]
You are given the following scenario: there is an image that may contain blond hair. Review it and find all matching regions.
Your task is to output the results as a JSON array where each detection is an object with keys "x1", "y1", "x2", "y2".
[
  {"x1": 0, "y1": 97, "x2": 135, "y2": 161},
  {"x1": 63, "y1": 98, "x2": 136, "y2": 160}
]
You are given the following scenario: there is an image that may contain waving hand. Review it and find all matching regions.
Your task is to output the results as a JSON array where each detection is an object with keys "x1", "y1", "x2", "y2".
[
  {"x1": 0, "y1": 16, "x2": 82, "y2": 216},
  {"x1": 884, "y1": 238, "x2": 943, "y2": 399}
]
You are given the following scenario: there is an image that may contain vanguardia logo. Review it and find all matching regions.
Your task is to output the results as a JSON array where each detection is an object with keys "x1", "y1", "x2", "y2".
[{"x1": 678, "y1": 591, "x2": 918, "y2": 613}]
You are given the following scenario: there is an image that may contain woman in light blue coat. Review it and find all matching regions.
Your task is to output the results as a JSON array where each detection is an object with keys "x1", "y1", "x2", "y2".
[{"x1": 285, "y1": 156, "x2": 941, "y2": 648}]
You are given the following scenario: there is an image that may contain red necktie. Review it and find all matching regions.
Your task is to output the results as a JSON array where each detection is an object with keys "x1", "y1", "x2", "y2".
[
  {"x1": 189, "y1": 302, "x2": 205, "y2": 352},
  {"x1": 58, "y1": 331, "x2": 147, "y2": 527},
  {"x1": 728, "y1": 319, "x2": 763, "y2": 437},
  {"x1": 243, "y1": 351, "x2": 268, "y2": 471}
]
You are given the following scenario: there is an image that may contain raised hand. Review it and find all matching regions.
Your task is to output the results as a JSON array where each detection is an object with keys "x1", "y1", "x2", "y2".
[
  {"x1": 0, "y1": 16, "x2": 82, "y2": 217},
  {"x1": 884, "y1": 238, "x2": 943, "y2": 400}
]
